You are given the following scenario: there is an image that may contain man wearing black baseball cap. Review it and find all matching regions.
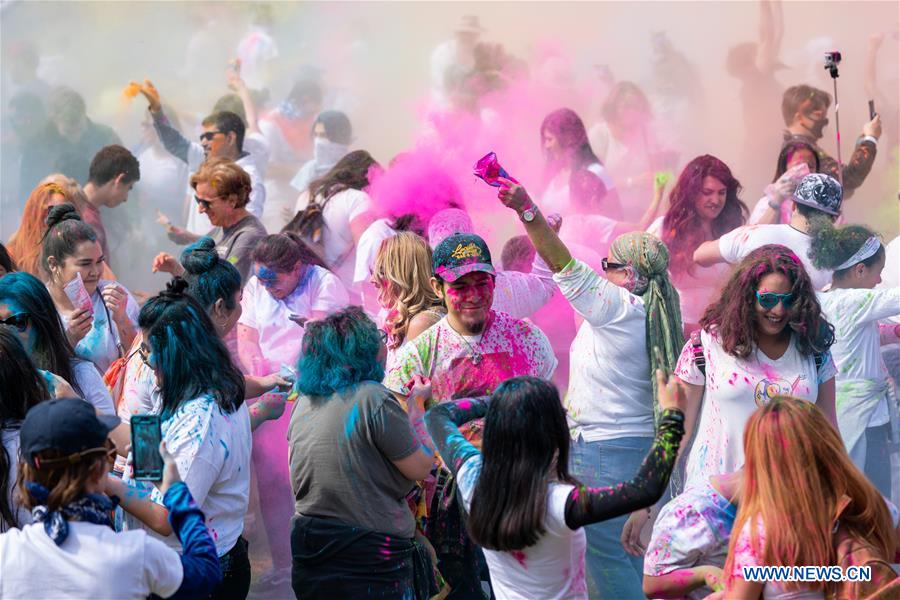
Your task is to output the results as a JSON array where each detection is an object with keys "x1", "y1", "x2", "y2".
[
  {"x1": 695, "y1": 173, "x2": 842, "y2": 290},
  {"x1": 384, "y1": 232, "x2": 557, "y2": 595},
  {"x1": 0, "y1": 398, "x2": 222, "y2": 599}
]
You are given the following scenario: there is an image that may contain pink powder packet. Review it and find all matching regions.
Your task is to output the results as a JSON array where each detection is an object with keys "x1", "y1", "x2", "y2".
[
  {"x1": 473, "y1": 152, "x2": 519, "y2": 187},
  {"x1": 63, "y1": 272, "x2": 93, "y2": 315}
]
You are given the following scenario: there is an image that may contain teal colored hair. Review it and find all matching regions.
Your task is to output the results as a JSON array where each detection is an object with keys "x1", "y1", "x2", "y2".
[
  {"x1": 138, "y1": 278, "x2": 244, "y2": 417},
  {"x1": 296, "y1": 306, "x2": 384, "y2": 396}
]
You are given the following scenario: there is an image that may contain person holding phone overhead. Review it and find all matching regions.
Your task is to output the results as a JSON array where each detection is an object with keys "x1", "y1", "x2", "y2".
[
  {"x1": 122, "y1": 279, "x2": 253, "y2": 600},
  {"x1": 42, "y1": 204, "x2": 139, "y2": 374},
  {"x1": 498, "y1": 177, "x2": 684, "y2": 598},
  {"x1": 0, "y1": 398, "x2": 221, "y2": 600}
]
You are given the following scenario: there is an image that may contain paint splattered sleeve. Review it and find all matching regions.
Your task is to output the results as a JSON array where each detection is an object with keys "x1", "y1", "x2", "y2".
[
  {"x1": 424, "y1": 397, "x2": 489, "y2": 477},
  {"x1": 553, "y1": 258, "x2": 630, "y2": 328},
  {"x1": 564, "y1": 408, "x2": 685, "y2": 530}
]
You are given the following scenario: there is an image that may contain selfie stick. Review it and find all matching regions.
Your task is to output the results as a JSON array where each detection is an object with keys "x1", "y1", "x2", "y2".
[{"x1": 825, "y1": 53, "x2": 843, "y2": 186}]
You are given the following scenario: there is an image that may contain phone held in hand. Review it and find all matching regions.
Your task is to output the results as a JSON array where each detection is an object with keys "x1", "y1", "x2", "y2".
[
  {"x1": 63, "y1": 272, "x2": 94, "y2": 315},
  {"x1": 869, "y1": 99, "x2": 877, "y2": 120},
  {"x1": 131, "y1": 415, "x2": 163, "y2": 481}
]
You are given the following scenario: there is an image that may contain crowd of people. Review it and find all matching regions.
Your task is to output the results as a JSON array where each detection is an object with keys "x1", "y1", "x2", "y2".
[{"x1": 1, "y1": 4, "x2": 899, "y2": 600}]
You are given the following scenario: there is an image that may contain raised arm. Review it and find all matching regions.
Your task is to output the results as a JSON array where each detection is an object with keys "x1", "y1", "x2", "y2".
[
  {"x1": 136, "y1": 80, "x2": 197, "y2": 166},
  {"x1": 227, "y1": 69, "x2": 260, "y2": 136},
  {"x1": 755, "y1": 0, "x2": 783, "y2": 73},
  {"x1": 497, "y1": 178, "x2": 572, "y2": 272}
]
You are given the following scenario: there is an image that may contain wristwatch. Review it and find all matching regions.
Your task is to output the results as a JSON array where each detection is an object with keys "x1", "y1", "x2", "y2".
[{"x1": 520, "y1": 204, "x2": 538, "y2": 223}]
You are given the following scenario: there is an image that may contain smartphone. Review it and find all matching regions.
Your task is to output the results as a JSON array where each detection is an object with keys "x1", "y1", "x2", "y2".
[
  {"x1": 131, "y1": 415, "x2": 163, "y2": 481},
  {"x1": 653, "y1": 345, "x2": 669, "y2": 384},
  {"x1": 868, "y1": 99, "x2": 877, "y2": 120}
]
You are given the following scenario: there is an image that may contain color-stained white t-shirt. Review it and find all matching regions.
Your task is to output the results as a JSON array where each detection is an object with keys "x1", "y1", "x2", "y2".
[
  {"x1": 457, "y1": 456, "x2": 587, "y2": 600},
  {"x1": 718, "y1": 224, "x2": 832, "y2": 291},
  {"x1": 644, "y1": 480, "x2": 738, "y2": 600},
  {"x1": 553, "y1": 259, "x2": 655, "y2": 442},
  {"x1": 58, "y1": 280, "x2": 140, "y2": 374},
  {"x1": 675, "y1": 328, "x2": 836, "y2": 490},
  {"x1": 384, "y1": 311, "x2": 556, "y2": 402},
  {"x1": 125, "y1": 395, "x2": 252, "y2": 557},
  {"x1": 0, "y1": 521, "x2": 183, "y2": 599},
  {"x1": 238, "y1": 267, "x2": 350, "y2": 372},
  {"x1": 294, "y1": 188, "x2": 372, "y2": 285}
]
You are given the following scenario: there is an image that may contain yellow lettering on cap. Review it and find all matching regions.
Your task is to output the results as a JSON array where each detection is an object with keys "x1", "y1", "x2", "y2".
[{"x1": 451, "y1": 242, "x2": 482, "y2": 260}]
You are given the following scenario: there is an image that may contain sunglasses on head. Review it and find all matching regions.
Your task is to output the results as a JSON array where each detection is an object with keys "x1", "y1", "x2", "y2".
[
  {"x1": 199, "y1": 130, "x2": 224, "y2": 142},
  {"x1": 756, "y1": 291, "x2": 795, "y2": 310},
  {"x1": 0, "y1": 313, "x2": 29, "y2": 332},
  {"x1": 601, "y1": 258, "x2": 627, "y2": 272}
]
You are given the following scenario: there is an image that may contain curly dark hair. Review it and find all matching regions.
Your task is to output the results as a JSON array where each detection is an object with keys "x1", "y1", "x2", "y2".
[
  {"x1": 661, "y1": 155, "x2": 747, "y2": 277},
  {"x1": 308, "y1": 150, "x2": 379, "y2": 202},
  {"x1": 700, "y1": 244, "x2": 834, "y2": 358}
]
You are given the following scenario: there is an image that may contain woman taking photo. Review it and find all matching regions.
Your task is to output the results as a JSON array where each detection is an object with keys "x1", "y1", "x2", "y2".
[
  {"x1": 674, "y1": 244, "x2": 837, "y2": 492},
  {"x1": 539, "y1": 107, "x2": 622, "y2": 220},
  {"x1": 499, "y1": 178, "x2": 684, "y2": 598},
  {"x1": 42, "y1": 205, "x2": 139, "y2": 374},
  {"x1": 424, "y1": 372, "x2": 685, "y2": 599},
  {"x1": 370, "y1": 232, "x2": 446, "y2": 368},
  {"x1": 124, "y1": 280, "x2": 252, "y2": 600},
  {"x1": 721, "y1": 398, "x2": 898, "y2": 598},
  {"x1": 285, "y1": 149, "x2": 378, "y2": 288},
  {"x1": 287, "y1": 306, "x2": 435, "y2": 598},
  {"x1": 0, "y1": 397, "x2": 222, "y2": 599},
  {"x1": 0, "y1": 271, "x2": 114, "y2": 414},
  {"x1": 809, "y1": 222, "x2": 898, "y2": 496},
  {"x1": 648, "y1": 154, "x2": 748, "y2": 328}
]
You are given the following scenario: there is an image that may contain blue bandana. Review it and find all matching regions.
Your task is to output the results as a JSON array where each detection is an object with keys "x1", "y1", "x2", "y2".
[{"x1": 26, "y1": 481, "x2": 118, "y2": 546}]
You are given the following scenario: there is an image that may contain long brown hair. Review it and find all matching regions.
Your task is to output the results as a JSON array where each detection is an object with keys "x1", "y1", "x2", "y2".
[
  {"x1": 660, "y1": 155, "x2": 747, "y2": 277},
  {"x1": 309, "y1": 150, "x2": 378, "y2": 202},
  {"x1": 700, "y1": 244, "x2": 834, "y2": 359},
  {"x1": 724, "y1": 398, "x2": 896, "y2": 592}
]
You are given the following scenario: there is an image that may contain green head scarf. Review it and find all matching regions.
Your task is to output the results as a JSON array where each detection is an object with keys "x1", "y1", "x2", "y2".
[{"x1": 609, "y1": 231, "x2": 685, "y2": 422}]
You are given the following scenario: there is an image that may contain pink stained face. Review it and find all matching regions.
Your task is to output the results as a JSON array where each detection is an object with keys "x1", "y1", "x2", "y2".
[
  {"x1": 786, "y1": 147, "x2": 817, "y2": 173},
  {"x1": 694, "y1": 176, "x2": 728, "y2": 222},
  {"x1": 440, "y1": 271, "x2": 495, "y2": 333}
]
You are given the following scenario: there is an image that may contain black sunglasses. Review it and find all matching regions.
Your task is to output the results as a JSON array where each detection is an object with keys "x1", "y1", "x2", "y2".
[
  {"x1": 199, "y1": 130, "x2": 224, "y2": 142},
  {"x1": 0, "y1": 313, "x2": 29, "y2": 332},
  {"x1": 193, "y1": 195, "x2": 213, "y2": 210},
  {"x1": 601, "y1": 258, "x2": 627, "y2": 272}
]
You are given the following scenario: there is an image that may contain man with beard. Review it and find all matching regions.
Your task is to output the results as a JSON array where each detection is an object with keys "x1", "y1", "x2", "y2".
[
  {"x1": 384, "y1": 232, "x2": 556, "y2": 598},
  {"x1": 780, "y1": 84, "x2": 880, "y2": 198}
]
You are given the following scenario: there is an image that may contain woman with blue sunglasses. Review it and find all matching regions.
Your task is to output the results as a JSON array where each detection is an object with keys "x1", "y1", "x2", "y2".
[{"x1": 672, "y1": 243, "x2": 837, "y2": 492}]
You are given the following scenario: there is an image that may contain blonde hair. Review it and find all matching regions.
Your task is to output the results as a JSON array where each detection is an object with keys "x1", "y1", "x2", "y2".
[
  {"x1": 373, "y1": 232, "x2": 442, "y2": 349},
  {"x1": 190, "y1": 157, "x2": 252, "y2": 208},
  {"x1": 724, "y1": 397, "x2": 896, "y2": 593}
]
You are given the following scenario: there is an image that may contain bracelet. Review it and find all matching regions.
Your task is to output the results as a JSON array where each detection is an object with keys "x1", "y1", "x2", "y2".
[{"x1": 768, "y1": 198, "x2": 782, "y2": 210}]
